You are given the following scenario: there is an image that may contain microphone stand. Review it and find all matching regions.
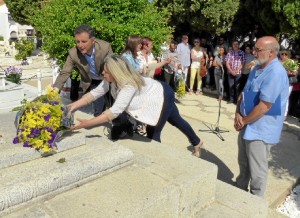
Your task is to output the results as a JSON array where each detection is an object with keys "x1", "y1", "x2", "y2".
[{"x1": 199, "y1": 65, "x2": 229, "y2": 141}]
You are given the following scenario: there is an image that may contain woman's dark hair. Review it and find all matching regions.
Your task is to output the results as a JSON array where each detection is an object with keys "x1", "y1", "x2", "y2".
[
  {"x1": 219, "y1": 45, "x2": 226, "y2": 55},
  {"x1": 141, "y1": 37, "x2": 153, "y2": 49},
  {"x1": 74, "y1": 24, "x2": 95, "y2": 38},
  {"x1": 123, "y1": 35, "x2": 142, "y2": 59}
]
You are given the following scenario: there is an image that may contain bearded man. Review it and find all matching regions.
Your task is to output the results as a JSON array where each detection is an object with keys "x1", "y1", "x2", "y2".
[{"x1": 234, "y1": 36, "x2": 289, "y2": 197}]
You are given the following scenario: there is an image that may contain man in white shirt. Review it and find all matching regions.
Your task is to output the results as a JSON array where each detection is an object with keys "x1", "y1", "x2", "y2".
[
  {"x1": 162, "y1": 41, "x2": 181, "y2": 85},
  {"x1": 177, "y1": 35, "x2": 191, "y2": 84}
]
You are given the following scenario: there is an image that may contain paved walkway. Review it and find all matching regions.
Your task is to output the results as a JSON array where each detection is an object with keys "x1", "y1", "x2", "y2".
[
  {"x1": 74, "y1": 88, "x2": 300, "y2": 207},
  {"x1": 164, "y1": 92, "x2": 300, "y2": 208}
]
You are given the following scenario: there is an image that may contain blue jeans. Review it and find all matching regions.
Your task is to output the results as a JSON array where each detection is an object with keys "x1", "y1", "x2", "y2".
[
  {"x1": 89, "y1": 80, "x2": 105, "y2": 116},
  {"x1": 146, "y1": 82, "x2": 201, "y2": 146},
  {"x1": 214, "y1": 68, "x2": 223, "y2": 98},
  {"x1": 227, "y1": 73, "x2": 241, "y2": 103}
]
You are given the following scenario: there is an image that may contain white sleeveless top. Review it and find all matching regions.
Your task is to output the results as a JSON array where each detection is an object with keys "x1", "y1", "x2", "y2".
[{"x1": 191, "y1": 48, "x2": 204, "y2": 68}]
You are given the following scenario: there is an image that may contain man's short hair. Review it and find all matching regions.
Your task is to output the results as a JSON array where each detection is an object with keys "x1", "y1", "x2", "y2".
[
  {"x1": 74, "y1": 24, "x2": 95, "y2": 38},
  {"x1": 182, "y1": 35, "x2": 188, "y2": 40},
  {"x1": 170, "y1": 40, "x2": 178, "y2": 45}
]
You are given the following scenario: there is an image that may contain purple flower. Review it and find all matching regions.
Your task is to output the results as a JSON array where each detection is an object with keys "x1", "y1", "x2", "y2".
[
  {"x1": 13, "y1": 137, "x2": 19, "y2": 144},
  {"x1": 48, "y1": 132, "x2": 57, "y2": 147},
  {"x1": 4, "y1": 66, "x2": 22, "y2": 75},
  {"x1": 28, "y1": 129, "x2": 40, "y2": 138},
  {"x1": 44, "y1": 114, "x2": 51, "y2": 121},
  {"x1": 31, "y1": 129, "x2": 40, "y2": 135},
  {"x1": 43, "y1": 127, "x2": 54, "y2": 133},
  {"x1": 23, "y1": 141, "x2": 30, "y2": 147},
  {"x1": 51, "y1": 101, "x2": 59, "y2": 105}
]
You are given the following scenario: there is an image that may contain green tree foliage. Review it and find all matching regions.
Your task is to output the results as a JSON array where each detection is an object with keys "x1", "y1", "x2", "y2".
[
  {"x1": 233, "y1": 0, "x2": 299, "y2": 44},
  {"x1": 5, "y1": 0, "x2": 40, "y2": 25},
  {"x1": 156, "y1": 0, "x2": 240, "y2": 36},
  {"x1": 15, "y1": 38, "x2": 35, "y2": 60},
  {"x1": 30, "y1": 0, "x2": 173, "y2": 65},
  {"x1": 156, "y1": 0, "x2": 300, "y2": 41},
  {"x1": 260, "y1": 0, "x2": 299, "y2": 39},
  {"x1": 7, "y1": 0, "x2": 300, "y2": 50}
]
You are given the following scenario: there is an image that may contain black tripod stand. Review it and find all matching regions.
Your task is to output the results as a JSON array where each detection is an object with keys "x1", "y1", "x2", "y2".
[{"x1": 199, "y1": 66, "x2": 229, "y2": 141}]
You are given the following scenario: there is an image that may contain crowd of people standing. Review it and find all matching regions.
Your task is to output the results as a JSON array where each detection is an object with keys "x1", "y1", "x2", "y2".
[
  {"x1": 158, "y1": 34, "x2": 299, "y2": 121},
  {"x1": 53, "y1": 24, "x2": 299, "y2": 199}
]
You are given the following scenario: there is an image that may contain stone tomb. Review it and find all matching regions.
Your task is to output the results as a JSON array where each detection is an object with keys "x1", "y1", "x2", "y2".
[
  {"x1": 0, "y1": 80, "x2": 24, "y2": 111},
  {"x1": 0, "y1": 112, "x2": 134, "y2": 213}
]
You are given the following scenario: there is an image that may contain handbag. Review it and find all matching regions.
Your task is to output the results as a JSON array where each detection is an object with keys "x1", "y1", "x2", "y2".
[
  {"x1": 111, "y1": 112, "x2": 134, "y2": 140},
  {"x1": 200, "y1": 58, "x2": 207, "y2": 77}
]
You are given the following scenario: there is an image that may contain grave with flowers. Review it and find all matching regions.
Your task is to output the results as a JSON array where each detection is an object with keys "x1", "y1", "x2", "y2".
[
  {"x1": 0, "y1": 85, "x2": 134, "y2": 213},
  {"x1": 0, "y1": 85, "x2": 87, "y2": 168}
]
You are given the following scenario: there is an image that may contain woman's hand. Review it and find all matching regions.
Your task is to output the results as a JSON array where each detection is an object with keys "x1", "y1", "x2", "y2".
[
  {"x1": 66, "y1": 103, "x2": 77, "y2": 118},
  {"x1": 70, "y1": 112, "x2": 109, "y2": 131},
  {"x1": 163, "y1": 58, "x2": 171, "y2": 64},
  {"x1": 67, "y1": 103, "x2": 74, "y2": 113},
  {"x1": 71, "y1": 118, "x2": 88, "y2": 131}
]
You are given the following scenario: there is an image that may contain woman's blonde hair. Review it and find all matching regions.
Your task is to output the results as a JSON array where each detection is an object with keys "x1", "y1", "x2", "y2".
[{"x1": 104, "y1": 54, "x2": 145, "y2": 90}]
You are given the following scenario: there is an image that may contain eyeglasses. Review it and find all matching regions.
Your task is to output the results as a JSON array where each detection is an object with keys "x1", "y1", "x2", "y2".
[
  {"x1": 253, "y1": 47, "x2": 270, "y2": 53},
  {"x1": 194, "y1": 41, "x2": 200, "y2": 43},
  {"x1": 280, "y1": 53, "x2": 287, "y2": 56}
]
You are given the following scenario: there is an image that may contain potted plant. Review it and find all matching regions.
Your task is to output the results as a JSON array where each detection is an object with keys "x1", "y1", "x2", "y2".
[
  {"x1": 4, "y1": 66, "x2": 23, "y2": 84},
  {"x1": 15, "y1": 38, "x2": 35, "y2": 65}
]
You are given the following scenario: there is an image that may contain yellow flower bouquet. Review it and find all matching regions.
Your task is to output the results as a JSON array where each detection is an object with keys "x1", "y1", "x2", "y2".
[
  {"x1": 176, "y1": 78, "x2": 186, "y2": 99},
  {"x1": 13, "y1": 86, "x2": 73, "y2": 153}
]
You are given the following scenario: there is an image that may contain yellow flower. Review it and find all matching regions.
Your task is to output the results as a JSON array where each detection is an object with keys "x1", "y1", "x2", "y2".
[
  {"x1": 33, "y1": 139, "x2": 44, "y2": 149},
  {"x1": 176, "y1": 79, "x2": 186, "y2": 98},
  {"x1": 15, "y1": 86, "x2": 64, "y2": 153},
  {"x1": 40, "y1": 104, "x2": 51, "y2": 114}
]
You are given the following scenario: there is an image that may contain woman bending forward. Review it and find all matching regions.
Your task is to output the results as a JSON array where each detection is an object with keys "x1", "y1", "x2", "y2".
[{"x1": 69, "y1": 55, "x2": 204, "y2": 157}]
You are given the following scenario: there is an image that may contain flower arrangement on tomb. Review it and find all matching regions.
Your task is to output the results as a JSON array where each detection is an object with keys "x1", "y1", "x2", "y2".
[
  {"x1": 4, "y1": 66, "x2": 23, "y2": 84},
  {"x1": 13, "y1": 86, "x2": 73, "y2": 153}
]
